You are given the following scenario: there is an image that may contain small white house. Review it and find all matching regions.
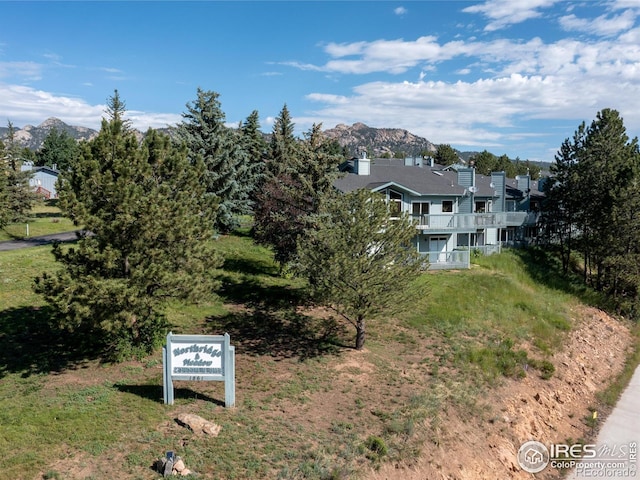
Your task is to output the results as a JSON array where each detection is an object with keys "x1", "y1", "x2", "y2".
[{"x1": 21, "y1": 161, "x2": 60, "y2": 199}]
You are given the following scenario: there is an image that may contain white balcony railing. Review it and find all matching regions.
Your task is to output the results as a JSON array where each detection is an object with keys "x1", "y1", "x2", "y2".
[
  {"x1": 421, "y1": 244, "x2": 502, "y2": 270},
  {"x1": 412, "y1": 212, "x2": 530, "y2": 230}
]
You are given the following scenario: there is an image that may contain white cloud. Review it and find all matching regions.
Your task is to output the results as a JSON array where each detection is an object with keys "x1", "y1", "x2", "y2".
[
  {"x1": 0, "y1": 61, "x2": 43, "y2": 81},
  {"x1": 285, "y1": 15, "x2": 640, "y2": 161},
  {"x1": 0, "y1": 84, "x2": 104, "y2": 128},
  {"x1": 560, "y1": 9, "x2": 637, "y2": 36},
  {"x1": 99, "y1": 67, "x2": 123, "y2": 74},
  {"x1": 260, "y1": 71, "x2": 283, "y2": 77},
  {"x1": 312, "y1": 36, "x2": 465, "y2": 74},
  {"x1": 0, "y1": 83, "x2": 181, "y2": 131},
  {"x1": 463, "y1": 0, "x2": 561, "y2": 31},
  {"x1": 127, "y1": 110, "x2": 182, "y2": 130},
  {"x1": 303, "y1": 63, "x2": 640, "y2": 161},
  {"x1": 612, "y1": 0, "x2": 640, "y2": 9},
  {"x1": 394, "y1": 6, "x2": 407, "y2": 16}
]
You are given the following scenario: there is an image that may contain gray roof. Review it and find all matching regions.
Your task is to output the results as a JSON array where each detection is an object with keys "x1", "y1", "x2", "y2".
[{"x1": 334, "y1": 158, "x2": 500, "y2": 198}]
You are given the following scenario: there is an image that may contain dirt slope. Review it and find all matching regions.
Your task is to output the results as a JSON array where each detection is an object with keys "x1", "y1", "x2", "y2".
[{"x1": 367, "y1": 306, "x2": 634, "y2": 480}]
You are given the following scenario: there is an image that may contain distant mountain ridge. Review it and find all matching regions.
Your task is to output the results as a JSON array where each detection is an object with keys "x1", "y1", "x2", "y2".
[
  {"x1": 1, "y1": 118, "x2": 442, "y2": 160},
  {"x1": 0, "y1": 118, "x2": 98, "y2": 151},
  {"x1": 323, "y1": 122, "x2": 437, "y2": 157}
]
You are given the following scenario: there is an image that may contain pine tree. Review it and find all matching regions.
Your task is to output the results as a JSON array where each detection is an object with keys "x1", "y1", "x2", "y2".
[
  {"x1": 434, "y1": 144, "x2": 459, "y2": 166},
  {"x1": 541, "y1": 130, "x2": 583, "y2": 273},
  {"x1": 35, "y1": 94, "x2": 222, "y2": 360},
  {"x1": 541, "y1": 108, "x2": 640, "y2": 316},
  {"x1": 296, "y1": 189, "x2": 423, "y2": 350},
  {"x1": 176, "y1": 88, "x2": 251, "y2": 233}
]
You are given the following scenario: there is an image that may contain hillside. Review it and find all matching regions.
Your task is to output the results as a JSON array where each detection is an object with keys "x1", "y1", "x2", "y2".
[
  {"x1": 324, "y1": 122, "x2": 437, "y2": 157},
  {"x1": 0, "y1": 230, "x2": 637, "y2": 480}
]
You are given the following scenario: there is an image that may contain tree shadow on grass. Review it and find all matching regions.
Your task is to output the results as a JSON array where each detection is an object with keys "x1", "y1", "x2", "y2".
[
  {"x1": 216, "y1": 272, "x2": 308, "y2": 311},
  {"x1": 512, "y1": 246, "x2": 606, "y2": 308},
  {"x1": 32, "y1": 211, "x2": 64, "y2": 219},
  {"x1": 115, "y1": 383, "x2": 225, "y2": 406},
  {"x1": 0, "y1": 305, "x2": 99, "y2": 379},
  {"x1": 222, "y1": 256, "x2": 281, "y2": 279},
  {"x1": 207, "y1": 307, "x2": 350, "y2": 361}
]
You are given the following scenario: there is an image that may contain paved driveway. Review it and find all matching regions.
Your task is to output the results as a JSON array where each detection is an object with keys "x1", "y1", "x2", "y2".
[{"x1": 0, "y1": 231, "x2": 81, "y2": 251}]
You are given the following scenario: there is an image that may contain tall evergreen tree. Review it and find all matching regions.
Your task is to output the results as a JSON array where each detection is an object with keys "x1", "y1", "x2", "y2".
[
  {"x1": 240, "y1": 110, "x2": 267, "y2": 164},
  {"x1": 176, "y1": 88, "x2": 252, "y2": 233},
  {"x1": 0, "y1": 140, "x2": 10, "y2": 228},
  {"x1": 239, "y1": 110, "x2": 267, "y2": 204},
  {"x1": 582, "y1": 109, "x2": 640, "y2": 289},
  {"x1": 0, "y1": 121, "x2": 35, "y2": 223},
  {"x1": 434, "y1": 144, "x2": 459, "y2": 166},
  {"x1": 35, "y1": 94, "x2": 222, "y2": 359},
  {"x1": 253, "y1": 122, "x2": 341, "y2": 267},
  {"x1": 296, "y1": 189, "x2": 423, "y2": 350},
  {"x1": 541, "y1": 127, "x2": 584, "y2": 273},
  {"x1": 36, "y1": 128, "x2": 78, "y2": 170},
  {"x1": 105, "y1": 89, "x2": 132, "y2": 132},
  {"x1": 541, "y1": 109, "x2": 640, "y2": 316},
  {"x1": 268, "y1": 104, "x2": 297, "y2": 176}
]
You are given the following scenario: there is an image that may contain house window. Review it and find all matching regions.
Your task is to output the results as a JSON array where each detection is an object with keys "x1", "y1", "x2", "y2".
[
  {"x1": 412, "y1": 202, "x2": 429, "y2": 216},
  {"x1": 389, "y1": 190, "x2": 403, "y2": 217},
  {"x1": 412, "y1": 202, "x2": 429, "y2": 225},
  {"x1": 442, "y1": 200, "x2": 453, "y2": 213},
  {"x1": 475, "y1": 201, "x2": 486, "y2": 213}
]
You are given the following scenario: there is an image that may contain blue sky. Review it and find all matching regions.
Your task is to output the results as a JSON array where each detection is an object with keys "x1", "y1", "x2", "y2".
[{"x1": 1, "y1": 0, "x2": 640, "y2": 162}]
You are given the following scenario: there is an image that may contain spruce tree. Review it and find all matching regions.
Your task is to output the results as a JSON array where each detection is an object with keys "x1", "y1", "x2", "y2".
[
  {"x1": 268, "y1": 104, "x2": 297, "y2": 176},
  {"x1": 35, "y1": 94, "x2": 222, "y2": 359},
  {"x1": 238, "y1": 110, "x2": 267, "y2": 207},
  {"x1": 176, "y1": 88, "x2": 251, "y2": 233}
]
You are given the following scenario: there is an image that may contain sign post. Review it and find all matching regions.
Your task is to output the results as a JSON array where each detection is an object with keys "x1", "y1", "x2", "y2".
[{"x1": 163, "y1": 332, "x2": 235, "y2": 407}]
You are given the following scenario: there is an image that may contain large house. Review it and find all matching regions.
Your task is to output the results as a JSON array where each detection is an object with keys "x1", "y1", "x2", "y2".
[{"x1": 334, "y1": 154, "x2": 543, "y2": 270}]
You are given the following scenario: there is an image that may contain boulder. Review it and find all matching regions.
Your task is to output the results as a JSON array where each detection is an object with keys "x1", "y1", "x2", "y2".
[{"x1": 176, "y1": 413, "x2": 222, "y2": 436}]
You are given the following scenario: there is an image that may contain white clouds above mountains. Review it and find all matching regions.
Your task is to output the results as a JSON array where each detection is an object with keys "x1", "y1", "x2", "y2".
[
  {"x1": 1, "y1": 0, "x2": 639, "y2": 162},
  {"x1": 0, "y1": 83, "x2": 180, "y2": 131},
  {"x1": 288, "y1": 1, "x2": 640, "y2": 160}
]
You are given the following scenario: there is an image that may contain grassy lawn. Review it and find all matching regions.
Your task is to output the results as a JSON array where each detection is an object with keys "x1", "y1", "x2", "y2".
[
  {"x1": 0, "y1": 200, "x2": 76, "y2": 241},
  {"x1": 0, "y1": 234, "x2": 600, "y2": 479}
]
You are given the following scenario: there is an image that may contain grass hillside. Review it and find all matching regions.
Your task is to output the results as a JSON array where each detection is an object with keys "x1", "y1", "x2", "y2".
[{"x1": 0, "y1": 229, "x2": 625, "y2": 479}]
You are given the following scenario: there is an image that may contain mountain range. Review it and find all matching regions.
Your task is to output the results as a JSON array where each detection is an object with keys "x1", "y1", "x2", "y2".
[
  {"x1": 0, "y1": 118, "x2": 442, "y2": 158},
  {"x1": 0, "y1": 118, "x2": 98, "y2": 151}
]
